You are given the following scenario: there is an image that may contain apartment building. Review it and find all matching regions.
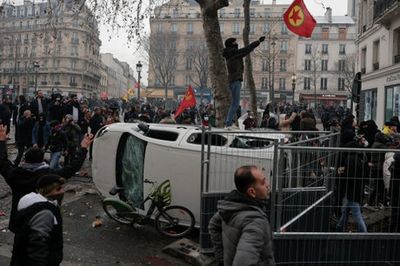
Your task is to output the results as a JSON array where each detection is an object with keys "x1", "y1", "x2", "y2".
[
  {"x1": 0, "y1": 0, "x2": 102, "y2": 98},
  {"x1": 148, "y1": 0, "x2": 298, "y2": 102},
  {"x1": 357, "y1": 0, "x2": 400, "y2": 127},
  {"x1": 296, "y1": 8, "x2": 357, "y2": 106}
]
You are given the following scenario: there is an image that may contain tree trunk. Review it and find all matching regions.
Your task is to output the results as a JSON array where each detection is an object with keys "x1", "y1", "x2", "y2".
[
  {"x1": 243, "y1": 0, "x2": 258, "y2": 122},
  {"x1": 197, "y1": 0, "x2": 230, "y2": 128}
]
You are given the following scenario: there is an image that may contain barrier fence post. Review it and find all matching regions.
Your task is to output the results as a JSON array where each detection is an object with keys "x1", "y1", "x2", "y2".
[{"x1": 271, "y1": 139, "x2": 279, "y2": 232}]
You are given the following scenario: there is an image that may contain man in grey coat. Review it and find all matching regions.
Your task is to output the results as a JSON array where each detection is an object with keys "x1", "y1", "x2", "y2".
[{"x1": 208, "y1": 165, "x2": 274, "y2": 266}]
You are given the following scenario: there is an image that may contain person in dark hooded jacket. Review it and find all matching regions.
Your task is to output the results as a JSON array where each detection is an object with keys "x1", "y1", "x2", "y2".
[
  {"x1": 223, "y1": 37, "x2": 265, "y2": 128},
  {"x1": 208, "y1": 165, "x2": 274, "y2": 266},
  {"x1": 0, "y1": 124, "x2": 92, "y2": 233}
]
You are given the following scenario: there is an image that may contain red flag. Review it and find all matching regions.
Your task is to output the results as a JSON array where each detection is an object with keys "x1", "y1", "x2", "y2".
[
  {"x1": 175, "y1": 85, "x2": 196, "y2": 118},
  {"x1": 283, "y1": 0, "x2": 317, "y2": 38}
]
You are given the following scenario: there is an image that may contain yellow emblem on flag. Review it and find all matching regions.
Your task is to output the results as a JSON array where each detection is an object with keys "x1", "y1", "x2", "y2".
[{"x1": 288, "y1": 5, "x2": 305, "y2": 27}]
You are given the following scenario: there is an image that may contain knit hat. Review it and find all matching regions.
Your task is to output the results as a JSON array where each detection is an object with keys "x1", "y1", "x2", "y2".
[
  {"x1": 225, "y1": 38, "x2": 237, "y2": 47},
  {"x1": 36, "y1": 175, "x2": 65, "y2": 190}
]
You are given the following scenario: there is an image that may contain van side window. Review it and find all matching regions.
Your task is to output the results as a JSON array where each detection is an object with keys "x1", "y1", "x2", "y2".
[
  {"x1": 146, "y1": 130, "x2": 179, "y2": 141},
  {"x1": 230, "y1": 136, "x2": 272, "y2": 149},
  {"x1": 187, "y1": 133, "x2": 227, "y2": 146}
]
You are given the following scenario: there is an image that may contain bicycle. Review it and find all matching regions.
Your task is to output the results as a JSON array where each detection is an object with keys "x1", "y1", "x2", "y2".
[{"x1": 102, "y1": 178, "x2": 195, "y2": 238}]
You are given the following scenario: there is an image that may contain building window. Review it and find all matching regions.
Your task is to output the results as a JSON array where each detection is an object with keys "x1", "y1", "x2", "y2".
[
  {"x1": 304, "y1": 77, "x2": 311, "y2": 90},
  {"x1": 339, "y1": 44, "x2": 346, "y2": 55},
  {"x1": 171, "y1": 23, "x2": 177, "y2": 33},
  {"x1": 219, "y1": 8, "x2": 225, "y2": 18},
  {"x1": 280, "y1": 41, "x2": 288, "y2": 53},
  {"x1": 233, "y1": 22, "x2": 240, "y2": 34},
  {"x1": 70, "y1": 76, "x2": 76, "y2": 84},
  {"x1": 305, "y1": 44, "x2": 312, "y2": 54},
  {"x1": 263, "y1": 22, "x2": 269, "y2": 33},
  {"x1": 320, "y1": 78, "x2": 328, "y2": 90},
  {"x1": 338, "y1": 28, "x2": 347, "y2": 40},
  {"x1": 373, "y1": 40, "x2": 380, "y2": 70},
  {"x1": 362, "y1": 89, "x2": 377, "y2": 121},
  {"x1": 264, "y1": 8, "x2": 271, "y2": 18},
  {"x1": 261, "y1": 77, "x2": 268, "y2": 89},
  {"x1": 185, "y1": 75, "x2": 191, "y2": 85},
  {"x1": 186, "y1": 57, "x2": 192, "y2": 70},
  {"x1": 250, "y1": 24, "x2": 255, "y2": 34},
  {"x1": 279, "y1": 78, "x2": 286, "y2": 90},
  {"x1": 385, "y1": 86, "x2": 400, "y2": 121},
  {"x1": 250, "y1": 8, "x2": 255, "y2": 17},
  {"x1": 321, "y1": 60, "x2": 328, "y2": 71},
  {"x1": 361, "y1": 47, "x2": 367, "y2": 73},
  {"x1": 338, "y1": 60, "x2": 346, "y2": 71},
  {"x1": 234, "y1": 8, "x2": 240, "y2": 18},
  {"x1": 186, "y1": 40, "x2": 193, "y2": 50},
  {"x1": 157, "y1": 23, "x2": 163, "y2": 33},
  {"x1": 280, "y1": 59, "x2": 287, "y2": 71},
  {"x1": 262, "y1": 59, "x2": 268, "y2": 71},
  {"x1": 338, "y1": 78, "x2": 345, "y2": 91},
  {"x1": 71, "y1": 60, "x2": 77, "y2": 70},
  {"x1": 394, "y1": 27, "x2": 400, "y2": 63},
  {"x1": 304, "y1": 60, "x2": 311, "y2": 71},
  {"x1": 220, "y1": 23, "x2": 224, "y2": 34},
  {"x1": 322, "y1": 44, "x2": 328, "y2": 54},
  {"x1": 187, "y1": 22, "x2": 193, "y2": 34},
  {"x1": 322, "y1": 27, "x2": 329, "y2": 39},
  {"x1": 71, "y1": 46, "x2": 78, "y2": 56},
  {"x1": 281, "y1": 23, "x2": 288, "y2": 34}
]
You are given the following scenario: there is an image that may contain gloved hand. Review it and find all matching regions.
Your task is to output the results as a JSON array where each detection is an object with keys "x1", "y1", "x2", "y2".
[{"x1": 259, "y1": 36, "x2": 266, "y2": 42}]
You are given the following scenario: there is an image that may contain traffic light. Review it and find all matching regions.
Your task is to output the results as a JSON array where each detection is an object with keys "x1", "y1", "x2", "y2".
[{"x1": 351, "y1": 72, "x2": 362, "y2": 103}]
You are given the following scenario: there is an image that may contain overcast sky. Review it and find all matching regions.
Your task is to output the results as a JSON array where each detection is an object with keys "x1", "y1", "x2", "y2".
[{"x1": 99, "y1": 0, "x2": 349, "y2": 85}]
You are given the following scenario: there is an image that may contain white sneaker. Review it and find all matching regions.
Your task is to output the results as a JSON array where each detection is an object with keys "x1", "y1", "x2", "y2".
[{"x1": 224, "y1": 126, "x2": 233, "y2": 130}]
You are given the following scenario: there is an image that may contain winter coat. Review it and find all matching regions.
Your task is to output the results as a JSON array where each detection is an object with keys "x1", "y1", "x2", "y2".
[
  {"x1": 48, "y1": 127, "x2": 67, "y2": 153},
  {"x1": 30, "y1": 97, "x2": 48, "y2": 118},
  {"x1": 383, "y1": 152, "x2": 395, "y2": 190},
  {"x1": 0, "y1": 141, "x2": 87, "y2": 232},
  {"x1": 223, "y1": 40, "x2": 261, "y2": 83},
  {"x1": 15, "y1": 117, "x2": 35, "y2": 146},
  {"x1": 336, "y1": 143, "x2": 368, "y2": 203},
  {"x1": 369, "y1": 141, "x2": 386, "y2": 173},
  {"x1": 63, "y1": 122, "x2": 81, "y2": 148},
  {"x1": 32, "y1": 121, "x2": 51, "y2": 147},
  {"x1": 208, "y1": 190, "x2": 274, "y2": 266},
  {"x1": 63, "y1": 102, "x2": 83, "y2": 122},
  {"x1": 48, "y1": 101, "x2": 64, "y2": 123},
  {"x1": 11, "y1": 193, "x2": 63, "y2": 266}
]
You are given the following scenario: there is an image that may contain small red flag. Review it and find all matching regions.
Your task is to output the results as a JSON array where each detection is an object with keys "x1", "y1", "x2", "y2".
[
  {"x1": 175, "y1": 85, "x2": 196, "y2": 118},
  {"x1": 283, "y1": 0, "x2": 317, "y2": 38}
]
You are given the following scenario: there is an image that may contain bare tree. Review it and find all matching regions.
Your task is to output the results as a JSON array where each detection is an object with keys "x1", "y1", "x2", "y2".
[
  {"x1": 187, "y1": 40, "x2": 209, "y2": 102},
  {"x1": 309, "y1": 47, "x2": 322, "y2": 107},
  {"x1": 242, "y1": 0, "x2": 257, "y2": 120},
  {"x1": 335, "y1": 53, "x2": 356, "y2": 94},
  {"x1": 144, "y1": 33, "x2": 179, "y2": 100}
]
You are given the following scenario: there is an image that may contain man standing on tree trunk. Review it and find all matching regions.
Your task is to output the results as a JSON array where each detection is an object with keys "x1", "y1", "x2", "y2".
[{"x1": 223, "y1": 36, "x2": 265, "y2": 129}]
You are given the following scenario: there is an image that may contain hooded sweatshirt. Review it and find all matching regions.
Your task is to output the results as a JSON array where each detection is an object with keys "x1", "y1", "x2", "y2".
[
  {"x1": 208, "y1": 190, "x2": 274, "y2": 266},
  {"x1": 12, "y1": 192, "x2": 63, "y2": 266}
]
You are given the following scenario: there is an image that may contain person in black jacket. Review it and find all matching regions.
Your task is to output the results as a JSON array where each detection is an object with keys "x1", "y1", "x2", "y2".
[
  {"x1": 48, "y1": 121, "x2": 67, "y2": 170},
  {"x1": 14, "y1": 110, "x2": 35, "y2": 167},
  {"x1": 30, "y1": 90, "x2": 48, "y2": 120},
  {"x1": 48, "y1": 94, "x2": 64, "y2": 123},
  {"x1": 11, "y1": 174, "x2": 65, "y2": 266},
  {"x1": 223, "y1": 36, "x2": 265, "y2": 128},
  {"x1": 0, "y1": 124, "x2": 93, "y2": 233}
]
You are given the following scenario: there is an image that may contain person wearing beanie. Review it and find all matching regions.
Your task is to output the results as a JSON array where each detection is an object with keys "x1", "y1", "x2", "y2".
[
  {"x1": 11, "y1": 175, "x2": 65, "y2": 265},
  {"x1": 0, "y1": 124, "x2": 92, "y2": 233},
  {"x1": 223, "y1": 36, "x2": 265, "y2": 128}
]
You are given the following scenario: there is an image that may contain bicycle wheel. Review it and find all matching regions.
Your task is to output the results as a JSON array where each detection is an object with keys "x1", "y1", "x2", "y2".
[
  {"x1": 102, "y1": 198, "x2": 135, "y2": 225},
  {"x1": 155, "y1": 205, "x2": 195, "y2": 238}
]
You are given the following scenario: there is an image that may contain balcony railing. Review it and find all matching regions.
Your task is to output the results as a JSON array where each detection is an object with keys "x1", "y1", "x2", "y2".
[
  {"x1": 395, "y1": 55, "x2": 400, "y2": 64},
  {"x1": 70, "y1": 82, "x2": 78, "y2": 86},
  {"x1": 373, "y1": 62, "x2": 380, "y2": 70},
  {"x1": 374, "y1": 0, "x2": 399, "y2": 20}
]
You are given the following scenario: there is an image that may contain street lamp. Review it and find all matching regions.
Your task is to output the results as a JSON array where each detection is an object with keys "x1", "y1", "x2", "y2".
[
  {"x1": 33, "y1": 61, "x2": 40, "y2": 93},
  {"x1": 136, "y1": 61, "x2": 142, "y2": 100},
  {"x1": 291, "y1": 73, "x2": 296, "y2": 105}
]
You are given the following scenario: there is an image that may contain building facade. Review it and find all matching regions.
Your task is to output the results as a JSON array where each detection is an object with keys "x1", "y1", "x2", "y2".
[
  {"x1": 100, "y1": 53, "x2": 136, "y2": 99},
  {"x1": 296, "y1": 8, "x2": 357, "y2": 107},
  {"x1": 148, "y1": 0, "x2": 298, "y2": 103},
  {"x1": 357, "y1": 0, "x2": 400, "y2": 128},
  {"x1": 0, "y1": 0, "x2": 102, "y2": 98}
]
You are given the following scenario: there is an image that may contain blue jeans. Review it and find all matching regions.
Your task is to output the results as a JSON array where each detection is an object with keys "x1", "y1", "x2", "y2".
[
  {"x1": 50, "y1": 151, "x2": 62, "y2": 170},
  {"x1": 225, "y1": 80, "x2": 241, "y2": 127},
  {"x1": 336, "y1": 198, "x2": 367, "y2": 232}
]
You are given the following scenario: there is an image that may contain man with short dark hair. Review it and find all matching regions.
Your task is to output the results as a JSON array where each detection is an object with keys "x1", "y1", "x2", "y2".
[
  {"x1": 208, "y1": 165, "x2": 274, "y2": 266},
  {"x1": 0, "y1": 124, "x2": 92, "y2": 232},
  {"x1": 30, "y1": 90, "x2": 48, "y2": 120},
  {"x1": 11, "y1": 174, "x2": 66, "y2": 265}
]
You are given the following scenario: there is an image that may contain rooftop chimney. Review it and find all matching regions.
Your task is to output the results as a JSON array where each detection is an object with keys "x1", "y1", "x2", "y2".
[{"x1": 325, "y1": 7, "x2": 332, "y2": 23}]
